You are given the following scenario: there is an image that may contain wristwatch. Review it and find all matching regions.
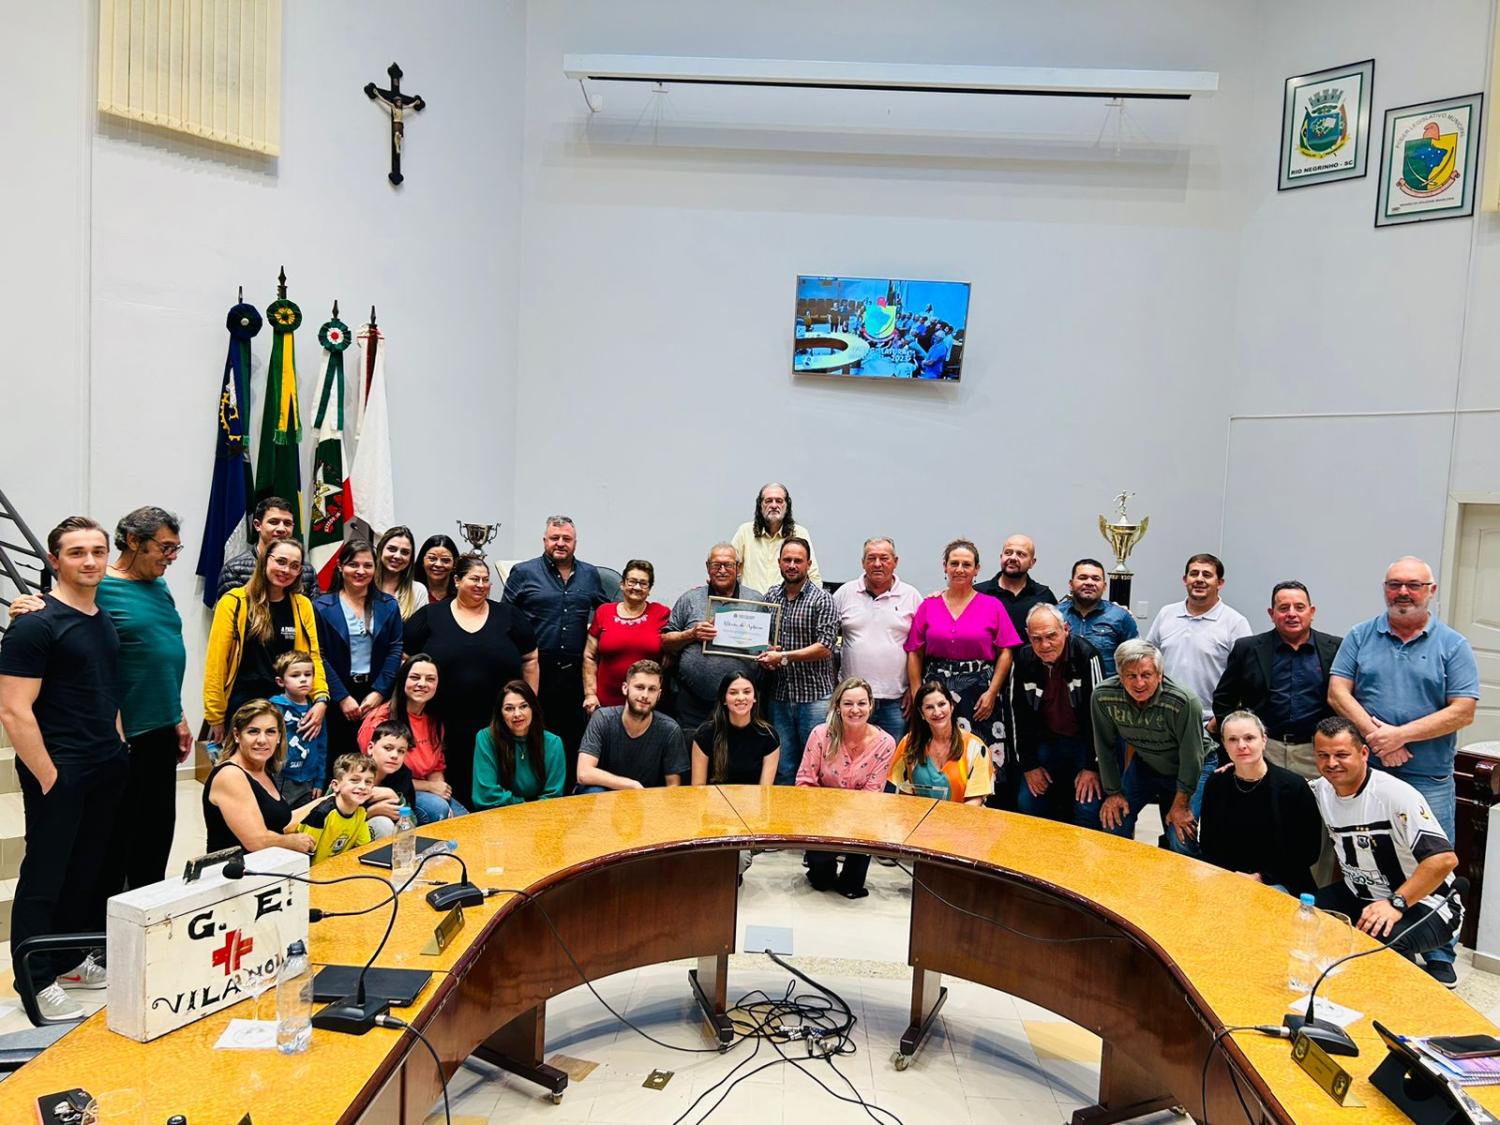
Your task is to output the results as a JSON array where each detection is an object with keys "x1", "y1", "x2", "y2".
[{"x1": 1390, "y1": 894, "x2": 1408, "y2": 913}]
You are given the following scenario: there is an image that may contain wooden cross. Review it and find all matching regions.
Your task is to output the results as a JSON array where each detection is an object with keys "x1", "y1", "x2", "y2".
[{"x1": 364, "y1": 62, "x2": 425, "y2": 185}]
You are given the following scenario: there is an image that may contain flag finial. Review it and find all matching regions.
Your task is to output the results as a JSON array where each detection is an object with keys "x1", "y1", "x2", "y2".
[
  {"x1": 370, "y1": 305, "x2": 378, "y2": 328},
  {"x1": 332, "y1": 298, "x2": 339, "y2": 318},
  {"x1": 277, "y1": 266, "x2": 288, "y2": 300},
  {"x1": 237, "y1": 285, "x2": 243, "y2": 303}
]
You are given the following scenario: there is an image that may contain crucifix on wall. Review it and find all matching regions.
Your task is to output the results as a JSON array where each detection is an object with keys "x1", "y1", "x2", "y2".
[{"x1": 365, "y1": 62, "x2": 425, "y2": 185}]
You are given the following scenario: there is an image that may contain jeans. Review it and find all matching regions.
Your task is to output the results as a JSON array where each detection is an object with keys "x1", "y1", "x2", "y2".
[
  {"x1": 1190, "y1": 749, "x2": 1218, "y2": 823},
  {"x1": 767, "y1": 698, "x2": 831, "y2": 785},
  {"x1": 1120, "y1": 758, "x2": 1197, "y2": 855},
  {"x1": 414, "y1": 790, "x2": 468, "y2": 825},
  {"x1": 1015, "y1": 736, "x2": 1107, "y2": 832},
  {"x1": 1382, "y1": 766, "x2": 1457, "y2": 964},
  {"x1": 870, "y1": 699, "x2": 907, "y2": 745}
]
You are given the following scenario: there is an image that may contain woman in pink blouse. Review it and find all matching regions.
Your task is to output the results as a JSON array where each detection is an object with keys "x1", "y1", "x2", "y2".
[
  {"x1": 903, "y1": 538, "x2": 1021, "y2": 793},
  {"x1": 796, "y1": 677, "x2": 897, "y2": 898}
]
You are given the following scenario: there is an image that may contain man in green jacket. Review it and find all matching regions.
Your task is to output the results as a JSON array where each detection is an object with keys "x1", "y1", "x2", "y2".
[{"x1": 1091, "y1": 638, "x2": 1209, "y2": 854}]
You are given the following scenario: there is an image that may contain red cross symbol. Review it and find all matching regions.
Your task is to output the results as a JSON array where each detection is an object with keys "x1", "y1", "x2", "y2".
[{"x1": 211, "y1": 929, "x2": 254, "y2": 976}]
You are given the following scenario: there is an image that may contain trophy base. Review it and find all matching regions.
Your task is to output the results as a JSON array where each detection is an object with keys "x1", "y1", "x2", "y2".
[{"x1": 1108, "y1": 573, "x2": 1133, "y2": 609}]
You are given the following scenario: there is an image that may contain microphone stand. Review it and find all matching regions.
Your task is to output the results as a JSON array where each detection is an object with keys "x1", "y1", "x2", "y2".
[
  {"x1": 224, "y1": 849, "x2": 454, "y2": 1035},
  {"x1": 1283, "y1": 892, "x2": 1458, "y2": 1058}
]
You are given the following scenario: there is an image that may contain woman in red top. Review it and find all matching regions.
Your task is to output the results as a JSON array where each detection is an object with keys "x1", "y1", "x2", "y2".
[
  {"x1": 582, "y1": 559, "x2": 671, "y2": 712},
  {"x1": 356, "y1": 652, "x2": 466, "y2": 823}
]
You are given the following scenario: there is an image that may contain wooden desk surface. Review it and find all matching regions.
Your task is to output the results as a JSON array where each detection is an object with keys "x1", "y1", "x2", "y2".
[{"x1": 0, "y1": 787, "x2": 1494, "y2": 1123}]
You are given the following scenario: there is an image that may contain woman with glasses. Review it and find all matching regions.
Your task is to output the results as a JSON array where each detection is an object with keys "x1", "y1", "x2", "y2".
[
  {"x1": 416, "y1": 533, "x2": 461, "y2": 604},
  {"x1": 6, "y1": 506, "x2": 192, "y2": 890},
  {"x1": 582, "y1": 559, "x2": 671, "y2": 713},
  {"x1": 374, "y1": 526, "x2": 428, "y2": 619}
]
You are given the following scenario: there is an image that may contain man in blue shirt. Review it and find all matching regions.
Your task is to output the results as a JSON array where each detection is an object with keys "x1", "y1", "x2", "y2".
[
  {"x1": 1328, "y1": 555, "x2": 1480, "y2": 982},
  {"x1": 503, "y1": 517, "x2": 607, "y2": 781},
  {"x1": 1057, "y1": 558, "x2": 1138, "y2": 677},
  {"x1": 913, "y1": 324, "x2": 953, "y2": 379}
]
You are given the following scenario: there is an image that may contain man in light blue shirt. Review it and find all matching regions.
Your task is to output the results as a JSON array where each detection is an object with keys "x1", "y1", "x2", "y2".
[
  {"x1": 1328, "y1": 555, "x2": 1479, "y2": 981},
  {"x1": 1057, "y1": 558, "x2": 1138, "y2": 677}
]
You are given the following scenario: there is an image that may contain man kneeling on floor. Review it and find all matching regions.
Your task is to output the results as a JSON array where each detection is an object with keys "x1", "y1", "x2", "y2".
[{"x1": 1310, "y1": 715, "x2": 1463, "y2": 988}]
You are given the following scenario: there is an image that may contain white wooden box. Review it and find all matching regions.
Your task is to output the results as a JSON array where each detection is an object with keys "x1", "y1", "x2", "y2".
[{"x1": 106, "y1": 847, "x2": 309, "y2": 1042}]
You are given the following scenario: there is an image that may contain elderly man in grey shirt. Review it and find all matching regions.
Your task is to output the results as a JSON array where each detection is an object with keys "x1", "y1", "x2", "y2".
[{"x1": 662, "y1": 542, "x2": 765, "y2": 731}]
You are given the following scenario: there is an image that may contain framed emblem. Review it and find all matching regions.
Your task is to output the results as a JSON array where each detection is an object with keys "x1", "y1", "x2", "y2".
[
  {"x1": 1375, "y1": 92, "x2": 1484, "y2": 227},
  {"x1": 1278, "y1": 59, "x2": 1374, "y2": 190}
]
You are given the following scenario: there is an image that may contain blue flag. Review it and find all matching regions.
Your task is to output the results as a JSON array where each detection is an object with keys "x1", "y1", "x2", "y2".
[{"x1": 195, "y1": 302, "x2": 262, "y2": 605}]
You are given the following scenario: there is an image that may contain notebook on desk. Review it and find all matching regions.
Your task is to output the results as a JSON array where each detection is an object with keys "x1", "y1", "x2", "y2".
[
  {"x1": 357, "y1": 837, "x2": 452, "y2": 869},
  {"x1": 312, "y1": 965, "x2": 431, "y2": 1006}
]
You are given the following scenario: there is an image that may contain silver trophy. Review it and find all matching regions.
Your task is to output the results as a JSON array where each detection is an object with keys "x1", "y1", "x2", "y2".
[{"x1": 456, "y1": 520, "x2": 500, "y2": 557}]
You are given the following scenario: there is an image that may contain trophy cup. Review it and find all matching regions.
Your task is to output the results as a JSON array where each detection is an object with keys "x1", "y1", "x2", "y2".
[
  {"x1": 1097, "y1": 492, "x2": 1149, "y2": 608},
  {"x1": 456, "y1": 520, "x2": 500, "y2": 558}
]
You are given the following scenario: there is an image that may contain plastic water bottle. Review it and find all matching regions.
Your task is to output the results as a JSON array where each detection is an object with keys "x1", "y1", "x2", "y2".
[
  {"x1": 275, "y1": 940, "x2": 312, "y2": 1054},
  {"x1": 391, "y1": 804, "x2": 417, "y2": 891},
  {"x1": 1288, "y1": 893, "x2": 1320, "y2": 992}
]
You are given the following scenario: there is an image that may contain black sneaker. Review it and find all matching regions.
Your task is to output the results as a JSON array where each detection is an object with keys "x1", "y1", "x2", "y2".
[{"x1": 1424, "y1": 960, "x2": 1459, "y2": 989}]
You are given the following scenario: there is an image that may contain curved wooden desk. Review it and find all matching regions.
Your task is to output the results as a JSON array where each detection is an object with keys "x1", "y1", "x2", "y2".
[{"x1": 0, "y1": 786, "x2": 1496, "y2": 1124}]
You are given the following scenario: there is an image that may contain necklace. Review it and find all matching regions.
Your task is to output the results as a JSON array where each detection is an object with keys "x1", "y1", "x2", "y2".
[{"x1": 1233, "y1": 771, "x2": 1267, "y2": 793}]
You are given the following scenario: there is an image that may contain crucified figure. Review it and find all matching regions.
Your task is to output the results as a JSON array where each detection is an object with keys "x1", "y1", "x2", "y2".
[{"x1": 365, "y1": 62, "x2": 426, "y2": 185}]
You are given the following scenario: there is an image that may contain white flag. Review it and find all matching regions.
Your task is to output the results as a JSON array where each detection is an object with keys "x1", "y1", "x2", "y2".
[{"x1": 350, "y1": 322, "x2": 396, "y2": 536}]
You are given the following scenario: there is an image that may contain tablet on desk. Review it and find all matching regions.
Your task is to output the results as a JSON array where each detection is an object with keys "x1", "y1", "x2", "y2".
[
  {"x1": 312, "y1": 966, "x2": 431, "y2": 1006},
  {"x1": 357, "y1": 837, "x2": 453, "y2": 869}
]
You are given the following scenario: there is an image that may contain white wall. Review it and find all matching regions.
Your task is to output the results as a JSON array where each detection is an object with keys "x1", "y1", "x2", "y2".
[
  {"x1": 515, "y1": 0, "x2": 1265, "y2": 605},
  {"x1": 1225, "y1": 0, "x2": 1496, "y2": 632},
  {"x1": 2, "y1": 1, "x2": 528, "y2": 723}
]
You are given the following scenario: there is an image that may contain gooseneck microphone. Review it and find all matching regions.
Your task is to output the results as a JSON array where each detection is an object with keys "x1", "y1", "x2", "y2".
[
  {"x1": 224, "y1": 850, "x2": 454, "y2": 1034},
  {"x1": 1283, "y1": 881, "x2": 1466, "y2": 1058}
]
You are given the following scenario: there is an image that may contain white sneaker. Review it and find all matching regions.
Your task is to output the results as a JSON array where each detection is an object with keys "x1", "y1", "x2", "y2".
[
  {"x1": 35, "y1": 981, "x2": 85, "y2": 1022},
  {"x1": 57, "y1": 952, "x2": 107, "y2": 990}
]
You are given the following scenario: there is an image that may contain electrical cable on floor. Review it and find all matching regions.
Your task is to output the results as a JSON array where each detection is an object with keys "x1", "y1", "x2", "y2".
[{"x1": 672, "y1": 951, "x2": 905, "y2": 1125}]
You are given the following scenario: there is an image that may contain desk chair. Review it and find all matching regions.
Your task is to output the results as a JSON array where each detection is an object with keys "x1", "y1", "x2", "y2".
[{"x1": 0, "y1": 933, "x2": 104, "y2": 1077}]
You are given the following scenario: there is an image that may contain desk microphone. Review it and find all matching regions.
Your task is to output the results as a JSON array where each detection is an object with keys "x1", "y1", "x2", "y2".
[
  {"x1": 418, "y1": 845, "x2": 485, "y2": 913},
  {"x1": 1283, "y1": 880, "x2": 1466, "y2": 1058},
  {"x1": 224, "y1": 850, "x2": 452, "y2": 1034}
]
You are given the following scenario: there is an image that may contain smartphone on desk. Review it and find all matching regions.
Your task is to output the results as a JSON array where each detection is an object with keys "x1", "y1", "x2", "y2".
[{"x1": 1430, "y1": 1034, "x2": 1500, "y2": 1059}]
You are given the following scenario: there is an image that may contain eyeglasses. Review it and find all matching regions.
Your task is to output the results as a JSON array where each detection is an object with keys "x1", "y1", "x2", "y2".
[
  {"x1": 708, "y1": 562, "x2": 737, "y2": 571},
  {"x1": 150, "y1": 539, "x2": 185, "y2": 558},
  {"x1": 621, "y1": 579, "x2": 651, "y2": 589},
  {"x1": 1384, "y1": 581, "x2": 1433, "y2": 592}
]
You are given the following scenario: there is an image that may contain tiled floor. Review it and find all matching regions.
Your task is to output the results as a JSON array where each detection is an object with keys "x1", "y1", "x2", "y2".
[{"x1": 3, "y1": 785, "x2": 1500, "y2": 1125}]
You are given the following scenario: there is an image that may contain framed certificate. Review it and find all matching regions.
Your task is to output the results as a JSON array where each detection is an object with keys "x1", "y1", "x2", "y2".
[
  {"x1": 704, "y1": 596, "x2": 780, "y2": 660},
  {"x1": 1375, "y1": 92, "x2": 1483, "y2": 227}
]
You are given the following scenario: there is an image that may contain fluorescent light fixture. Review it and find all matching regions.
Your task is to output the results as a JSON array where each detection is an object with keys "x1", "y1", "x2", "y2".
[{"x1": 563, "y1": 54, "x2": 1217, "y2": 100}]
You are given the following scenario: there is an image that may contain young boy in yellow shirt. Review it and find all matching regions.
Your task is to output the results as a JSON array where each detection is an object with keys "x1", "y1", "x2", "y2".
[{"x1": 293, "y1": 753, "x2": 375, "y2": 864}]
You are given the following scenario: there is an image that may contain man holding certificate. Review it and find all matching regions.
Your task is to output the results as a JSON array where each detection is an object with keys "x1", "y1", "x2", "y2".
[
  {"x1": 662, "y1": 544, "x2": 767, "y2": 731},
  {"x1": 757, "y1": 537, "x2": 838, "y2": 785}
]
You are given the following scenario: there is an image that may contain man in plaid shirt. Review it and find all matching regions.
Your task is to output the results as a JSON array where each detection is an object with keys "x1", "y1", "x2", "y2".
[{"x1": 757, "y1": 537, "x2": 837, "y2": 784}]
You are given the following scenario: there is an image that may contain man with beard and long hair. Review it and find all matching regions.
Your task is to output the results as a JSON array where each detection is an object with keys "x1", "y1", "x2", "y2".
[{"x1": 1328, "y1": 556, "x2": 1479, "y2": 985}]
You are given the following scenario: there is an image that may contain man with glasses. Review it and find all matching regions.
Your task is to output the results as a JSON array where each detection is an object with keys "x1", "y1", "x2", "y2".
[
  {"x1": 662, "y1": 543, "x2": 765, "y2": 731},
  {"x1": 215, "y1": 495, "x2": 318, "y2": 598},
  {"x1": 1328, "y1": 556, "x2": 1479, "y2": 985}
]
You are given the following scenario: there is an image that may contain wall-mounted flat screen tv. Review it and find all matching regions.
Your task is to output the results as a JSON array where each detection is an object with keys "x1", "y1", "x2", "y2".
[{"x1": 794, "y1": 274, "x2": 970, "y2": 382}]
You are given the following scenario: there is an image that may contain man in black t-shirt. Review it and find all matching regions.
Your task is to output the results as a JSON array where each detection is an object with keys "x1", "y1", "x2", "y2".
[
  {"x1": 0, "y1": 517, "x2": 129, "y2": 1022},
  {"x1": 575, "y1": 661, "x2": 688, "y2": 790}
]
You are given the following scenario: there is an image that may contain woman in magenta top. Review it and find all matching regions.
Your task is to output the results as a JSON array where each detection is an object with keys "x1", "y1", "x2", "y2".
[
  {"x1": 904, "y1": 538, "x2": 1021, "y2": 790},
  {"x1": 582, "y1": 559, "x2": 671, "y2": 711}
]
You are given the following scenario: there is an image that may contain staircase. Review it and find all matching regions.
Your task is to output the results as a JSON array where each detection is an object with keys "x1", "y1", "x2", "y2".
[{"x1": 0, "y1": 487, "x2": 53, "y2": 943}]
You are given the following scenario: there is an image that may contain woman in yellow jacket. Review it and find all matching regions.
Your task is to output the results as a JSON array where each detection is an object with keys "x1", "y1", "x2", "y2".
[{"x1": 204, "y1": 538, "x2": 329, "y2": 743}]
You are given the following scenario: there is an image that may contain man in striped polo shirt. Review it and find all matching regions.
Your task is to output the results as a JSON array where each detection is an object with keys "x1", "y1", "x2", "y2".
[{"x1": 1091, "y1": 638, "x2": 1210, "y2": 855}]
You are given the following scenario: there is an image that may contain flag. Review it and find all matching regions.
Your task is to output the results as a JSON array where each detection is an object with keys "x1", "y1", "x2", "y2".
[
  {"x1": 195, "y1": 302, "x2": 261, "y2": 606},
  {"x1": 350, "y1": 321, "x2": 395, "y2": 536},
  {"x1": 256, "y1": 295, "x2": 305, "y2": 538},
  {"x1": 308, "y1": 315, "x2": 353, "y2": 589}
]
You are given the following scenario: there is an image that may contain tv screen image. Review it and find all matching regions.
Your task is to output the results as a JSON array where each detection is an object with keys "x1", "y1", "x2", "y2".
[{"x1": 794, "y1": 275, "x2": 971, "y2": 382}]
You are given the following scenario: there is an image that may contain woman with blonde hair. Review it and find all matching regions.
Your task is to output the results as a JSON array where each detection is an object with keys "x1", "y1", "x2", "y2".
[
  {"x1": 202, "y1": 699, "x2": 320, "y2": 854},
  {"x1": 888, "y1": 680, "x2": 992, "y2": 806},
  {"x1": 796, "y1": 677, "x2": 897, "y2": 897},
  {"x1": 374, "y1": 525, "x2": 429, "y2": 619},
  {"x1": 204, "y1": 538, "x2": 328, "y2": 744}
]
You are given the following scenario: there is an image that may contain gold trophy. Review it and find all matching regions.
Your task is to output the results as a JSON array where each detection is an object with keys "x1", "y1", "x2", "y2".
[
  {"x1": 1097, "y1": 492, "x2": 1148, "y2": 607},
  {"x1": 457, "y1": 520, "x2": 500, "y2": 558}
]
